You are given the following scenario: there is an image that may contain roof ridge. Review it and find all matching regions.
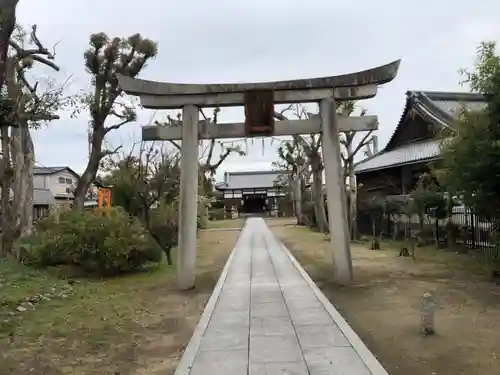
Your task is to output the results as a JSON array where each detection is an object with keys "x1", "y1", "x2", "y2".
[
  {"x1": 409, "y1": 90, "x2": 484, "y2": 101},
  {"x1": 414, "y1": 92, "x2": 456, "y2": 125},
  {"x1": 384, "y1": 89, "x2": 479, "y2": 151}
]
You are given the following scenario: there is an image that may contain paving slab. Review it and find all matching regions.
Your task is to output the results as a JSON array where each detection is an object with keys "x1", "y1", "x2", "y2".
[{"x1": 174, "y1": 217, "x2": 389, "y2": 375}]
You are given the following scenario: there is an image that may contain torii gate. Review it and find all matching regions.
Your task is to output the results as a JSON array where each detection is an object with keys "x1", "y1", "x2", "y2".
[{"x1": 117, "y1": 59, "x2": 401, "y2": 290}]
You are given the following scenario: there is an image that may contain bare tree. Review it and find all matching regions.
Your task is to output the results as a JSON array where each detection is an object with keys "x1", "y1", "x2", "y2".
[
  {"x1": 161, "y1": 107, "x2": 245, "y2": 194},
  {"x1": 338, "y1": 101, "x2": 377, "y2": 240},
  {"x1": 276, "y1": 105, "x2": 328, "y2": 232},
  {"x1": 1, "y1": 24, "x2": 68, "y2": 256},
  {"x1": 274, "y1": 136, "x2": 308, "y2": 225},
  {"x1": 73, "y1": 33, "x2": 157, "y2": 210}
]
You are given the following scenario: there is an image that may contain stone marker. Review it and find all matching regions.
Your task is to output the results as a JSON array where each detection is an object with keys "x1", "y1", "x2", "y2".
[{"x1": 421, "y1": 292, "x2": 435, "y2": 335}]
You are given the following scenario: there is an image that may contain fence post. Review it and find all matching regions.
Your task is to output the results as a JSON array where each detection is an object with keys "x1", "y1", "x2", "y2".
[
  {"x1": 470, "y1": 210, "x2": 476, "y2": 248},
  {"x1": 435, "y1": 217, "x2": 439, "y2": 245}
]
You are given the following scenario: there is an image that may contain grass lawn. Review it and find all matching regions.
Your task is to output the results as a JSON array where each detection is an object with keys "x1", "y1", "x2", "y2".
[
  {"x1": 272, "y1": 224, "x2": 500, "y2": 375},
  {"x1": 0, "y1": 229, "x2": 240, "y2": 375}
]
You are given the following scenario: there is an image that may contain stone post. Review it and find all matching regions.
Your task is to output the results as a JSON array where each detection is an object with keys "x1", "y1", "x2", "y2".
[
  {"x1": 421, "y1": 292, "x2": 435, "y2": 335},
  {"x1": 177, "y1": 105, "x2": 199, "y2": 290},
  {"x1": 320, "y1": 98, "x2": 353, "y2": 284}
]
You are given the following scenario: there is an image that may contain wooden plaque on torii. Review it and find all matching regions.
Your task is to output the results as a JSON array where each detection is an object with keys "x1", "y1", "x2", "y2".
[{"x1": 244, "y1": 89, "x2": 275, "y2": 136}]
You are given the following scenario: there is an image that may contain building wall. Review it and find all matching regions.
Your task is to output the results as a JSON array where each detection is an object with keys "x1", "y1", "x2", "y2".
[
  {"x1": 34, "y1": 169, "x2": 83, "y2": 207},
  {"x1": 357, "y1": 167, "x2": 402, "y2": 200},
  {"x1": 357, "y1": 162, "x2": 437, "y2": 203},
  {"x1": 33, "y1": 175, "x2": 50, "y2": 189},
  {"x1": 48, "y1": 170, "x2": 78, "y2": 199}
]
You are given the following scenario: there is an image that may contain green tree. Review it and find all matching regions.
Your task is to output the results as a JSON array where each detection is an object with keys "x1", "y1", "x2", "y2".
[
  {"x1": 439, "y1": 41, "x2": 500, "y2": 218},
  {"x1": 103, "y1": 143, "x2": 180, "y2": 265}
]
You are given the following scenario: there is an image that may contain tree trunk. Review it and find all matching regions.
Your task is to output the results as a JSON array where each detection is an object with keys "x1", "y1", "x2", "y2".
[
  {"x1": 11, "y1": 126, "x2": 26, "y2": 230},
  {"x1": 74, "y1": 127, "x2": 104, "y2": 211},
  {"x1": 2, "y1": 125, "x2": 27, "y2": 258},
  {"x1": 20, "y1": 125, "x2": 33, "y2": 235},
  {"x1": 348, "y1": 169, "x2": 357, "y2": 240},
  {"x1": 294, "y1": 176, "x2": 305, "y2": 225},
  {"x1": 0, "y1": 0, "x2": 19, "y2": 91},
  {"x1": 0, "y1": 125, "x2": 13, "y2": 255},
  {"x1": 0, "y1": 1, "x2": 19, "y2": 256},
  {"x1": 312, "y1": 169, "x2": 328, "y2": 233},
  {"x1": 392, "y1": 215, "x2": 399, "y2": 240}
]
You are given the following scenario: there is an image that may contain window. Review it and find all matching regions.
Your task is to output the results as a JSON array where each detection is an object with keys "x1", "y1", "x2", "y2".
[
  {"x1": 65, "y1": 178, "x2": 72, "y2": 184},
  {"x1": 58, "y1": 177, "x2": 65, "y2": 183}
]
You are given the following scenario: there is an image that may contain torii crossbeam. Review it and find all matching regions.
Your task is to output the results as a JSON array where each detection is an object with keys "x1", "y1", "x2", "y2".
[{"x1": 117, "y1": 59, "x2": 401, "y2": 290}]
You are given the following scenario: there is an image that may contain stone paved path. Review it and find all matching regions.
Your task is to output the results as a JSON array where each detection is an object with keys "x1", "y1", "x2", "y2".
[{"x1": 175, "y1": 218, "x2": 389, "y2": 375}]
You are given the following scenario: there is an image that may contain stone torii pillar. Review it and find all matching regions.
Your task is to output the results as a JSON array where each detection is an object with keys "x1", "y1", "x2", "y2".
[
  {"x1": 320, "y1": 98, "x2": 353, "y2": 283},
  {"x1": 117, "y1": 59, "x2": 401, "y2": 289},
  {"x1": 177, "y1": 105, "x2": 199, "y2": 289}
]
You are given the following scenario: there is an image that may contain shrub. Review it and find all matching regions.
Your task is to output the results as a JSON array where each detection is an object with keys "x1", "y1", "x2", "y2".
[
  {"x1": 209, "y1": 208, "x2": 226, "y2": 221},
  {"x1": 148, "y1": 204, "x2": 179, "y2": 265},
  {"x1": 23, "y1": 207, "x2": 162, "y2": 276}
]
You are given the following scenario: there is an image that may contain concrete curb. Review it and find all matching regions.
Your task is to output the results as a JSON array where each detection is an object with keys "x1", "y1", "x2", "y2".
[
  {"x1": 173, "y1": 222, "x2": 247, "y2": 375},
  {"x1": 277, "y1": 241, "x2": 390, "y2": 375}
]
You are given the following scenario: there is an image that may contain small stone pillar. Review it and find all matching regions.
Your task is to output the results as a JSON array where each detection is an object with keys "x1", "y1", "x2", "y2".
[{"x1": 421, "y1": 292, "x2": 435, "y2": 335}]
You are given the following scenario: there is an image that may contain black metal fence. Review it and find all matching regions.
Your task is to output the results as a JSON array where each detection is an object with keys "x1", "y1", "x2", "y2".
[
  {"x1": 357, "y1": 206, "x2": 500, "y2": 262},
  {"x1": 447, "y1": 207, "x2": 499, "y2": 261}
]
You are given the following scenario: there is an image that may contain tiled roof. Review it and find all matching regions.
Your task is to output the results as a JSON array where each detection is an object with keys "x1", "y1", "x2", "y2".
[
  {"x1": 34, "y1": 166, "x2": 80, "y2": 177},
  {"x1": 216, "y1": 170, "x2": 285, "y2": 190},
  {"x1": 34, "y1": 166, "x2": 66, "y2": 174},
  {"x1": 384, "y1": 91, "x2": 486, "y2": 151},
  {"x1": 421, "y1": 91, "x2": 486, "y2": 120},
  {"x1": 355, "y1": 139, "x2": 441, "y2": 173},
  {"x1": 355, "y1": 90, "x2": 486, "y2": 174}
]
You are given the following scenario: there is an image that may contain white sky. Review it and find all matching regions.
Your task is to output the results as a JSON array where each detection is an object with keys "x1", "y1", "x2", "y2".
[{"x1": 16, "y1": 0, "x2": 500, "y2": 182}]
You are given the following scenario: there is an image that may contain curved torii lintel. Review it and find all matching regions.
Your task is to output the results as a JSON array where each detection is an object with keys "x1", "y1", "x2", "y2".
[{"x1": 116, "y1": 59, "x2": 401, "y2": 96}]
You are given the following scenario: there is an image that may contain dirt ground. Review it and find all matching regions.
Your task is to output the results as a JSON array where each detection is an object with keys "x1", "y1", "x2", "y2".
[
  {"x1": 272, "y1": 224, "x2": 500, "y2": 375},
  {"x1": 0, "y1": 228, "x2": 239, "y2": 375}
]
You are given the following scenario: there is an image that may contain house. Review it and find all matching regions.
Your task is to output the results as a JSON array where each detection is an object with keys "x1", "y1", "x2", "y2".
[
  {"x1": 354, "y1": 90, "x2": 486, "y2": 198},
  {"x1": 32, "y1": 166, "x2": 79, "y2": 220},
  {"x1": 32, "y1": 166, "x2": 99, "y2": 219},
  {"x1": 215, "y1": 170, "x2": 287, "y2": 214},
  {"x1": 34, "y1": 166, "x2": 80, "y2": 205},
  {"x1": 33, "y1": 188, "x2": 56, "y2": 221}
]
